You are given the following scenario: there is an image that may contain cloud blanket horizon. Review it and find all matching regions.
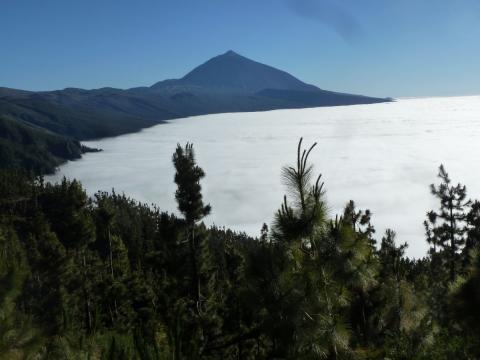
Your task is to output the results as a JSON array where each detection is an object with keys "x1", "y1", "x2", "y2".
[{"x1": 48, "y1": 96, "x2": 480, "y2": 258}]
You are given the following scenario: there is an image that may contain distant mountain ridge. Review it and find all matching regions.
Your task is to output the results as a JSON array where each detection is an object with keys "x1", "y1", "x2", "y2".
[{"x1": 0, "y1": 50, "x2": 391, "y2": 173}]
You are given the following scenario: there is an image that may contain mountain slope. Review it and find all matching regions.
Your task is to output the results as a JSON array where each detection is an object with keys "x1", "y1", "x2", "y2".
[
  {"x1": 0, "y1": 90, "x2": 174, "y2": 139},
  {"x1": 0, "y1": 115, "x2": 97, "y2": 173},
  {"x1": 152, "y1": 50, "x2": 318, "y2": 93},
  {"x1": 149, "y1": 50, "x2": 388, "y2": 110}
]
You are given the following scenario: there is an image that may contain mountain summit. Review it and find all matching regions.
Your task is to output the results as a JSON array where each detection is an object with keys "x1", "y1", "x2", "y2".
[
  {"x1": 159, "y1": 50, "x2": 317, "y2": 93},
  {"x1": 149, "y1": 51, "x2": 389, "y2": 109}
]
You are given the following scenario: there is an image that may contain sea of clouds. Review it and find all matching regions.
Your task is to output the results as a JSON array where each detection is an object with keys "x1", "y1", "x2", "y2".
[{"x1": 47, "y1": 96, "x2": 480, "y2": 258}]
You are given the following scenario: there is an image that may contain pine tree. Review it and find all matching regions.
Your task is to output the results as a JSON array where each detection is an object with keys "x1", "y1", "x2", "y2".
[
  {"x1": 273, "y1": 137, "x2": 326, "y2": 246},
  {"x1": 464, "y1": 200, "x2": 480, "y2": 265},
  {"x1": 172, "y1": 143, "x2": 211, "y2": 310},
  {"x1": 449, "y1": 249, "x2": 480, "y2": 357},
  {"x1": 0, "y1": 224, "x2": 41, "y2": 358},
  {"x1": 272, "y1": 139, "x2": 354, "y2": 359},
  {"x1": 424, "y1": 165, "x2": 470, "y2": 281},
  {"x1": 23, "y1": 214, "x2": 71, "y2": 334}
]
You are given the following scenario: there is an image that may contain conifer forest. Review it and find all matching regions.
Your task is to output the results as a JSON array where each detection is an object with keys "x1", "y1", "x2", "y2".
[{"x1": 1, "y1": 139, "x2": 480, "y2": 359}]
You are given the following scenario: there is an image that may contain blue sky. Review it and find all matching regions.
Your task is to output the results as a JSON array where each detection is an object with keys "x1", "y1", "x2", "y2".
[{"x1": 2, "y1": 0, "x2": 480, "y2": 97}]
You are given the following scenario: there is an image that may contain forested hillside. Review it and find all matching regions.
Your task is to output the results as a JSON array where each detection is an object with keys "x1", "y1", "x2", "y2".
[
  {"x1": 0, "y1": 116, "x2": 98, "y2": 174},
  {"x1": 1, "y1": 140, "x2": 479, "y2": 359}
]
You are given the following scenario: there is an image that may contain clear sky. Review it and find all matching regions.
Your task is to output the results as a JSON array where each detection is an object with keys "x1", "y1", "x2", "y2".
[{"x1": 2, "y1": 0, "x2": 480, "y2": 97}]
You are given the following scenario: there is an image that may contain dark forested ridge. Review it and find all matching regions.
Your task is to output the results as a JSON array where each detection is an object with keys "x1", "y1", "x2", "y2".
[
  {"x1": 0, "y1": 51, "x2": 390, "y2": 174},
  {"x1": 0, "y1": 115, "x2": 98, "y2": 174},
  {"x1": 1, "y1": 140, "x2": 479, "y2": 359}
]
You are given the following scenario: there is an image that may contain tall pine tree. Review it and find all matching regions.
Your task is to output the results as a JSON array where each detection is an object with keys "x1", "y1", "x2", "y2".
[
  {"x1": 172, "y1": 143, "x2": 211, "y2": 310},
  {"x1": 424, "y1": 165, "x2": 470, "y2": 281}
]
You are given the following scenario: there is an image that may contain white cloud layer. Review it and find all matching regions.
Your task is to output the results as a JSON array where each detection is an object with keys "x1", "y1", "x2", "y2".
[{"x1": 47, "y1": 96, "x2": 480, "y2": 258}]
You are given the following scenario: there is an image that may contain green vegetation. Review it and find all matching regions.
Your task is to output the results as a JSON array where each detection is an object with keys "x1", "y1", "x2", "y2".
[
  {"x1": 0, "y1": 139, "x2": 479, "y2": 359},
  {"x1": 0, "y1": 94, "x2": 166, "y2": 140},
  {"x1": 0, "y1": 116, "x2": 98, "y2": 174}
]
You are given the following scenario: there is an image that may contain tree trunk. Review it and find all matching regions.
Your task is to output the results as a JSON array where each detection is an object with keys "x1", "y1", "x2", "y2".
[
  {"x1": 108, "y1": 227, "x2": 114, "y2": 279},
  {"x1": 82, "y1": 252, "x2": 92, "y2": 333},
  {"x1": 450, "y1": 205, "x2": 456, "y2": 282},
  {"x1": 189, "y1": 226, "x2": 201, "y2": 309}
]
